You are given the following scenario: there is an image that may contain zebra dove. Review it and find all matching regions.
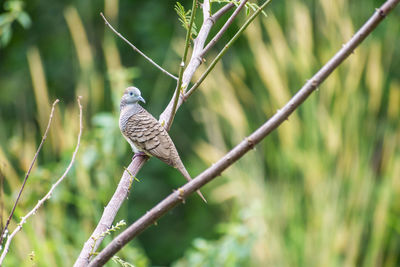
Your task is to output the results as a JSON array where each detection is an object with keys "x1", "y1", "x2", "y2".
[{"x1": 119, "y1": 86, "x2": 206, "y2": 202}]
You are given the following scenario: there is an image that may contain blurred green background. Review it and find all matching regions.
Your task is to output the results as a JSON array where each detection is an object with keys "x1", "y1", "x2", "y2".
[{"x1": 1, "y1": 0, "x2": 399, "y2": 266}]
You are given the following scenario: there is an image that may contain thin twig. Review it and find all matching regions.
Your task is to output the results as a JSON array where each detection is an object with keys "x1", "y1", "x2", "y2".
[
  {"x1": 167, "y1": 0, "x2": 199, "y2": 129},
  {"x1": 0, "y1": 99, "x2": 59, "y2": 247},
  {"x1": 100, "y1": 12, "x2": 178, "y2": 81},
  {"x1": 201, "y1": 0, "x2": 248, "y2": 57},
  {"x1": 186, "y1": 0, "x2": 272, "y2": 99},
  {"x1": 212, "y1": 2, "x2": 236, "y2": 21},
  {"x1": 0, "y1": 97, "x2": 84, "y2": 264},
  {"x1": 87, "y1": 0, "x2": 400, "y2": 265}
]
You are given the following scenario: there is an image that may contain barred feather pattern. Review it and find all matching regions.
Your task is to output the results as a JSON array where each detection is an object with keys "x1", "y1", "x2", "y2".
[{"x1": 120, "y1": 102, "x2": 206, "y2": 202}]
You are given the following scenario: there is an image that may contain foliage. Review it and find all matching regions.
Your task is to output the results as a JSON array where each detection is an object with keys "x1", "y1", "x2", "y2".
[
  {"x1": 0, "y1": 0, "x2": 31, "y2": 47},
  {"x1": 175, "y1": 2, "x2": 198, "y2": 38}
]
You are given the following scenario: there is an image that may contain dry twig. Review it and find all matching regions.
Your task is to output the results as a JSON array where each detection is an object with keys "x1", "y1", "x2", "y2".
[
  {"x1": 0, "y1": 97, "x2": 84, "y2": 264},
  {"x1": 100, "y1": 12, "x2": 178, "y2": 81},
  {"x1": 0, "y1": 99, "x2": 59, "y2": 247}
]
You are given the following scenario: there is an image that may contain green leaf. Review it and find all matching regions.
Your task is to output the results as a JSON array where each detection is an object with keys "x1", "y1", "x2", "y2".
[
  {"x1": 0, "y1": 14, "x2": 10, "y2": 26},
  {"x1": 174, "y1": 2, "x2": 197, "y2": 37},
  {"x1": 0, "y1": 24, "x2": 12, "y2": 47},
  {"x1": 17, "y1": 11, "x2": 31, "y2": 28}
]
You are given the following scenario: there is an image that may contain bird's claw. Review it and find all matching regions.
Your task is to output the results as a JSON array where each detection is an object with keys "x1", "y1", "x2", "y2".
[{"x1": 132, "y1": 152, "x2": 146, "y2": 160}]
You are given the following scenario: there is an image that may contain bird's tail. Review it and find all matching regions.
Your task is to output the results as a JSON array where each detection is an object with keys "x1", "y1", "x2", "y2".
[{"x1": 177, "y1": 163, "x2": 207, "y2": 203}]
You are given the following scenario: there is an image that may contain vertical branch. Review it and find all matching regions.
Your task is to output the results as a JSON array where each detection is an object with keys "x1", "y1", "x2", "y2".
[
  {"x1": 0, "y1": 99, "x2": 60, "y2": 247},
  {"x1": 167, "y1": 0, "x2": 198, "y2": 129}
]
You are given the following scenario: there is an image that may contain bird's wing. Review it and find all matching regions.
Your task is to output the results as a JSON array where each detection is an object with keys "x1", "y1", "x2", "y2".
[{"x1": 124, "y1": 110, "x2": 175, "y2": 166}]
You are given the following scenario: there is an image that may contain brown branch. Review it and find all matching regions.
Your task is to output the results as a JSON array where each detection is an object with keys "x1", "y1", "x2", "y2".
[
  {"x1": 0, "y1": 97, "x2": 83, "y2": 264},
  {"x1": 100, "y1": 12, "x2": 178, "y2": 81},
  {"x1": 0, "y1": 99, "x2": 59, "y2": 247},
  {"x1": 87, "y1": 0, "x2": 400, "y2": 265}
]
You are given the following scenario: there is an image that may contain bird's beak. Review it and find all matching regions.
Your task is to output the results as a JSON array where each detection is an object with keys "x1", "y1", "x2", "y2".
[{"x1": 138, "y1": 96, "x2": 146, "y2": 103}]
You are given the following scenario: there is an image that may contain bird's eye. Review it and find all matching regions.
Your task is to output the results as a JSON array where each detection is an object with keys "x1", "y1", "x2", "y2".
[{"x1": 129, "y1": 92, "x2": 133, "y2": 96}]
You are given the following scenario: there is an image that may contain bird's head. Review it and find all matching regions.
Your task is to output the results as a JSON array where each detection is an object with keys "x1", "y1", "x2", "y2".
[{"x1": 120, "y1": 87, "x2": 146, "y2": 109}]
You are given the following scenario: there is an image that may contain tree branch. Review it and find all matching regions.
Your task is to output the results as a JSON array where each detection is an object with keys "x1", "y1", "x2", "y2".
[
  {"x1": 0, "y1": 99, "x2": 59, "y2": 247},
  {"x1": 100, "y1": 12, "x2": 178, "y2": 81},
  {"x1": 0, "y1": 97, "x2": 83, "y2": 264},
  {"x1": 87, "y1": 0, "x2": 400, "y2": 265}
]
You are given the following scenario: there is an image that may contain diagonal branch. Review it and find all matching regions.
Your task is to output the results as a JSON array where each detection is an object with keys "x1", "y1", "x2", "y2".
[
  {"x1": 0, "y1": 99, "x2": 59, "y2": 247},
  {"x1": 87, "y1": 0, "x2": 400, "y2": 265},
  {"x1": 0, "y1": 97, "x2": 83, "y2": 265},
  {"x1": 100, "y1": 12, "x2": 178, "y2": 81}
]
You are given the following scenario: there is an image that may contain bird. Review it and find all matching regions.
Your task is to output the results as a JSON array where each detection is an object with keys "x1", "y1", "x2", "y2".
[{"x1": 119, "y1": 86, "x2": 206, "y2": 203}]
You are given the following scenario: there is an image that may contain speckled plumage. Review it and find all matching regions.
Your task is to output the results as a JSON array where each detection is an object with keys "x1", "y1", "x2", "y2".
[{"x1": 119, "y1": 87, "x2": 206, "y2": 202}]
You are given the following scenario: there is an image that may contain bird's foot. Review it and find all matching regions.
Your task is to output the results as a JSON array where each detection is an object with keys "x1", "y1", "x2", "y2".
[{"x1": 132, "y1": 151, "x2": 147, "y2": 160}]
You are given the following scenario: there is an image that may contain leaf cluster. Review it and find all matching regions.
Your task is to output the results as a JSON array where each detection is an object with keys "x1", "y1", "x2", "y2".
[
  {"x1": 174, "y1": 2, "x2": 198, "y2": 38},
  {"x1": 0, "y1": 0, "x2": 31, "y2": 47}
]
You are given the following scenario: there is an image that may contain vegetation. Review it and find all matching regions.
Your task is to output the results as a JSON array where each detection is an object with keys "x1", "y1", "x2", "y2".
[{"x1": 0, "y1": 0, "x2": 399, "y2": 266}]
